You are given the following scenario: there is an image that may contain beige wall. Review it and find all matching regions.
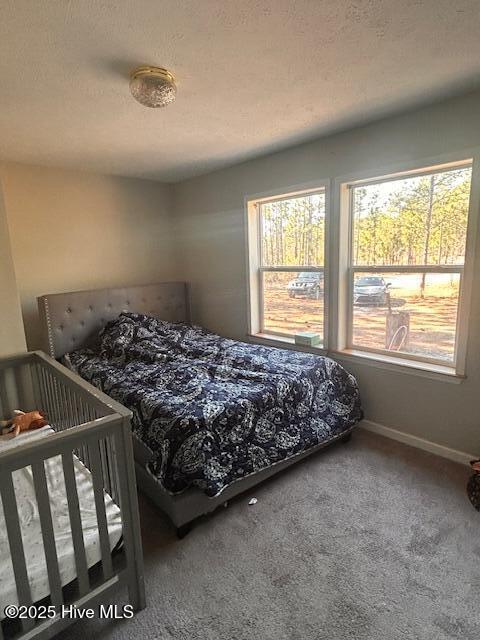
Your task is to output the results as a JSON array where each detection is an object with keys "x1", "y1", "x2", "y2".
[
  {"x1": 0, "y1": 179, "x2": 26, "y2": 355},
  {"x1": 1, "y1": 163, "x2": 176, "y2": 349},
  {"x1": 172, "y1": 89, "x2": 480, "y2": 455}
]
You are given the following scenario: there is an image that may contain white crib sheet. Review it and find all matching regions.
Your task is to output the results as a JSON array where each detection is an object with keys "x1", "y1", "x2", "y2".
[{"x1": 0, "y1": 427, "x2": 123, "y2": 616}]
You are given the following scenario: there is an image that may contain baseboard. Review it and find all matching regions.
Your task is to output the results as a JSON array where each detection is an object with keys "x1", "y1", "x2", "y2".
[{"x1": 360, "y1": 419, "x2": 475, "y2": 467}]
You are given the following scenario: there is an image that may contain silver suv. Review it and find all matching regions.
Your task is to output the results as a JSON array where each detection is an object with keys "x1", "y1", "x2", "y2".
[
  {"x1": 287, "y1": 272, "x2": 324, "y2": 299},
  {"x1": 354, "y1": 276, "x2": 390, "y2": 305}
]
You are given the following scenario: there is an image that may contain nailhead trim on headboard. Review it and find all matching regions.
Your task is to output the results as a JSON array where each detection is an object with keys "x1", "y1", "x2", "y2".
[{"x1": 43, "y1": 297, "x2": 55, "y2": 358}]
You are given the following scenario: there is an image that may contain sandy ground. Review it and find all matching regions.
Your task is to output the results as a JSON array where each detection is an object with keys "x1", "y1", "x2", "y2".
[{"x1": 263, "y1": 276, "x2": 458, "y2": 362}]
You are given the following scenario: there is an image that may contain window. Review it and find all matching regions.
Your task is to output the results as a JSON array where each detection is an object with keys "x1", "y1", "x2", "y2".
[
  {"x1": 344, "y1": 161, "x2": 473, "y2": 369},
  {"x1": 246, "y1": 159, "x2": 475, "y2": 378},
  {"x1": 246, "y1": 186, "x2": 327, "y2": 346}
]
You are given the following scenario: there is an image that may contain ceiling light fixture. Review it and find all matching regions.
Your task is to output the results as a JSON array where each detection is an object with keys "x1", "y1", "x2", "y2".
[{"x1": 129, "y1": 66, "x2": 176, "y2": 108}]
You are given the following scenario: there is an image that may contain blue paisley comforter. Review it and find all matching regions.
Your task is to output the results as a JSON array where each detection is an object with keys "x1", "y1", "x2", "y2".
[{"x1": 66, "y1": 313, "x2": 362, "y2": 497}]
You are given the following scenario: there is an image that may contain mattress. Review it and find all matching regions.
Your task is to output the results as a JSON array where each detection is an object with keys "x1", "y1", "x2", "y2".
[
  {"x1": 65, "y1": 313, "x2": 363, "y2": 497},
  {"x1": 0, "y1": 427, "x2": 123, "y2": 617}
]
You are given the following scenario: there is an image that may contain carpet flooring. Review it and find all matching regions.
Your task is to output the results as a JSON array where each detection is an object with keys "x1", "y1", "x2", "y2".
[{"x1": 59, "y1": 429, "x2": 480, "y2": 640}]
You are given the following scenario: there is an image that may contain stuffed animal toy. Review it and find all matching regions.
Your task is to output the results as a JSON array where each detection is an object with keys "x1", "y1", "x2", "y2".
[
  {"x1": 0, "y1": 410, "x2": 48, "y2": 439},
  {"x1": 467, "y1": 459, "x2": 480, "y2": 511}
]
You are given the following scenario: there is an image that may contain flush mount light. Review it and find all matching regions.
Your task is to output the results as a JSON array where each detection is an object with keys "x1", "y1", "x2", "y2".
[{"x1": 129, "y1": 66, "x2": 176, "y2": 108}]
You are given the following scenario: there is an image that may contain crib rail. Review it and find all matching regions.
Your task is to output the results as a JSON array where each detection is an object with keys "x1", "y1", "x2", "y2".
[{"x1": 0, "y1": 352, "x2": 144, "y2": 640}]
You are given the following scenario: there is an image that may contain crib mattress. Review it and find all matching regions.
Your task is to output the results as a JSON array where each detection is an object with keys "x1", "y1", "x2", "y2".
[{"x1": 0, "y1": 427, "x2": 123, "y2": 617}]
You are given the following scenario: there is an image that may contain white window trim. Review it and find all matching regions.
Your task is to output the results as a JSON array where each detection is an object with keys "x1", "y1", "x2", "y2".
[
  {"x1": 244, "y1": 180, "x2": 330, "y2": 351},
  {"x1": 333, "y1": 152, "x2": 479, "y2": 379}
]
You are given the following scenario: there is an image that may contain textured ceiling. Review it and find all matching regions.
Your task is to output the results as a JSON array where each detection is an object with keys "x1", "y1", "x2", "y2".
[{"x1": 1, "y1": 1, "x2": 480, "y2": 183}]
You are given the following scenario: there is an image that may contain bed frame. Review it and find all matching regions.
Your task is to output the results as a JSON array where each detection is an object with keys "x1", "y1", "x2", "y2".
[
  {"x1": 0, "y1": 351, "x2": 145, "y2": 640},
  {"x1": 37, "y1": 282, "x2": 354, "y2": 537}
]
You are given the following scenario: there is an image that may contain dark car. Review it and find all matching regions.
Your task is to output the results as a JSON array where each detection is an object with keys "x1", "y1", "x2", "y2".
[
  {"x1": 287, "y1": 272, "x2": 323, "y2": 299},
  {"x1": 354, "y1": 276, "x2": 390, "y2": 305}
]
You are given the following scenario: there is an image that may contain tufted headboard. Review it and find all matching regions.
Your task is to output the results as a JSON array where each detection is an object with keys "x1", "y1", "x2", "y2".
[{"x1": 37, "y1": 282, "x2": 190, "y2": 359}]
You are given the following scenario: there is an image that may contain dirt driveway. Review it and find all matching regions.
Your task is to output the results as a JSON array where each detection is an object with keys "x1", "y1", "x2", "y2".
[{"x1": 263, "y1": 276, "x2": 458, "y2": 362}]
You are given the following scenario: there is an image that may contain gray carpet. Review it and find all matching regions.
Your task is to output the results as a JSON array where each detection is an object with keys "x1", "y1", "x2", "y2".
[{"x1": 59, "y1": 429, "x2": 480, "y2": 640}]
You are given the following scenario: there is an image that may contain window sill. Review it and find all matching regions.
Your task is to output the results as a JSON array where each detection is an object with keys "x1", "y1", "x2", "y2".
[
  {"x1": 248, "y1": 333, "x2": 326, "y2": 354},
  {"x1": 331, "y1": 349, "x2": 465, "y2": 384},
  {"x1": 248, "y1": 334, "x2": 464, "y2": 384}
]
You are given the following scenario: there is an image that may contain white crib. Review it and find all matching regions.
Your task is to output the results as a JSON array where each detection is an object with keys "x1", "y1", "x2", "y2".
[{"x1": 0, "y1": 351, "x2": 145, "y2": 640}]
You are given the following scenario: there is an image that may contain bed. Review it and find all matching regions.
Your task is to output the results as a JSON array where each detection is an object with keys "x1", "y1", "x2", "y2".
[{"x1": 38, "y1": 282, "x2": 362, "y2": 536}]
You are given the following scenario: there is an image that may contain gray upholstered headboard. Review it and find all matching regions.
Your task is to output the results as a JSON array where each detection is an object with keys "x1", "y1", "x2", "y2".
[{"x1": 37, "y1": 282, "x2": 190, "y2": 359}]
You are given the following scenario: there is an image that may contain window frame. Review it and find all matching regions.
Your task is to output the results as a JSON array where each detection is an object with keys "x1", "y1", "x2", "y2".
[
  {"x1": 245, "y1": 181, "x2": 330, "y2": 350},
  {"x1": 336, "y1": 156, "x2": 477, "y2": 376}
]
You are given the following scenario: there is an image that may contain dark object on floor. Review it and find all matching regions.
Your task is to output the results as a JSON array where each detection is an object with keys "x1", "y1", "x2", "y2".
[
  {"x1": 467, "y1": 459, "x2": 480, "y2": 510},
  {"x1": 176, "y1": 522, "x2": 194, "y2": 539},
  {"x1": 467, "y1": 475, "x2": 480, "y2": 510}
]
